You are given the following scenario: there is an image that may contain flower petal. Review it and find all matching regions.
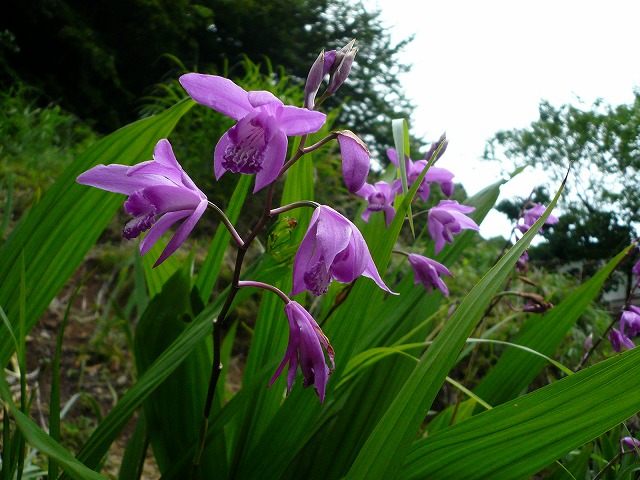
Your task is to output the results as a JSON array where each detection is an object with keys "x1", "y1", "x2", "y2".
[
  {"x1": 139, "y1": 209, "x2": 191, "y2": 257},
  {"x1": 179, "y1": 73, "x2": 252, "y2": 120},
  {"x1": 128, "y1": 139, "x2": 183, "y2": 184},
  {"x1": 77, "y1": 164, "x2": 167, "y2": 195},
  {"x1": 386, "y1": 148, "x2": 400, "y2": 166},
  {"x1": 276, "y1": 106, "x2": 327, "y2": 136},
  {"x1": 142, "y1": 185, "x2": 203, "y2": 214},
  {"x1": 154, "y1": 200, "x2": 208, "y2": 267},
  {"x1": 361, "y1": 255, "x2": 397, "y2": 294},
  {"x1": 314, "y1": 207, "x2": 352, "y2": 267},
  {"x1": 291, "y1": 209, "x2": 321, "y2": 296},
  {"x1": 383, "y1": 205, "x2": 396, "y2": 227},
  {"x1": 356, "y1": 183, "x2": 375, "y2": 198},
  {"x1": 247, "y1": 90, "x2": 282, "y2": 108},
  {"x1": 253, "y1": 130, "x2": 287, "y2": 192},
  {"x1": 337, "y1": 131, "x2": 370, "y2": 194},
  {"x1": 214, "y1": 131, "x2": 233, "y2": 180}
]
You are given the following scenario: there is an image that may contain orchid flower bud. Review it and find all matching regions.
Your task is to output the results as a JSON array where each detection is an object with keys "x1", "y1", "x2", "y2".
[
  {"x1": 424, "y1": 132, "x2": 449, "y2": 163},
  {"x1": 304, "y1": 50, "x2": 326, "y2": 109},
  {"x1": 335, "y1": 130, "x2": 370, "y2": 194},
  {"x1": 327, "y1": 39, "x2": 357, "y2": 94}
]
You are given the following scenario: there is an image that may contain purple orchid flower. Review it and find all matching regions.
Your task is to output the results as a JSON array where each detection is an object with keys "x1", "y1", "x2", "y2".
[
  {"x1": 356, "y1": 181, "x2": 396, "y2": 227},
  {"x1": 387, "y1": 149, "x2": 455, "y2": 202},
  {"x1": 326, "y1": 39, "x2": 357, "y2": 94},
  {"x1": 621, "y1": 305, "x2": 640, "y2": 338},
  {"x1": 179, "y1": 73, "x2": 326, "y2": 192},
  {"x1": 609, "y1": 327, "x2": 635, "y2": 352},
  {"x1": 633, "y1": 258, "x2": 640, "y2": 286},
  {"x1": 584, "y1": 333, "x2": 593, "y2": 351},
  {"x1": 304, "y1": 49, "x2": 337, "y2": 109},
  {"x1": 407, "y1": 254, "x2": 453, "y2": 297},
  {"x1": 621, "y1": 436, "x2": 640, "y2": 454},
  {"x1": 336, "y1": 130, "x2": 371, "y2": 194},
  {"x1": 291, "y1": 206, "x2": 395, "y2": 296},
  {"x1": 516, "y1": 251, "x2": 530, "y2": 273},
  {"x1": 428, "y1": 200, "x2": 480, "y2": 254},
  {"x1": 269, "y1": 301, "x2": 335, "y2": 403},
  {"x1": 424, "y1": 132, "x2": 449, "y2": 163},
  {"x1": 517, "y1": 203, "x2": 559, "y2": 234},
  {"x1": 76, "y1": 139, "x2": 208, "y2": 266}
]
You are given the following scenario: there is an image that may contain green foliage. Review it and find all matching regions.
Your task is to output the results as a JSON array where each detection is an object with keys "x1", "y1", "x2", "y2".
[
  {"x1": 2, "y1": 39, "x2": 640, "y2": 480},
  {"x1": 485, "y1": 93, "x2": 640, "y2": 265},
  {"x1": 2, "y1": 0, "x2": 415, "y2": 155},
  {"x1": 0, "y1": 84, "x2": 98, "y2": 222}
]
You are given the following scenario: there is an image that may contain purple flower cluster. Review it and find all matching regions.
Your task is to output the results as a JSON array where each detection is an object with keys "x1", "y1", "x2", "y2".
[
  {"x1": 510, "y1": 202, "x2": 559, "y2": 272},
  {"x1": 516, "y1": 202, "x2": 559, "y2": 236},
  {"x1": 75, "y1": 40, "x2": 475, "y2": 403},
  {"x1": 610, "y1": 305, "x2": 640, "y2": 352},
  {"x1": 77, "y1": 139, "x2": 208, "y2": 267}
]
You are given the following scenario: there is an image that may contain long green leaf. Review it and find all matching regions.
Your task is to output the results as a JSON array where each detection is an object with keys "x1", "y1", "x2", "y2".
[
  {"x1": 473, "y1": 244, "x2": 632, "y2": 406},
  {"x1": 49, "y1": 282, "x2": 82, "y2": 480},
  {"x1": 58, "y1": 253, "x2": 290, "y2": 478},
  {"x1": 392, "y1": 118, "x2": 412, "y2": 233},
  {"x1": 287, "y1": 179, "x2": 504, "y2": 479},
  {"x1": 0, "y1": 374, "x2": 106, "y2": 480},
  {"x1": 134, "y1": 262, "x2": 220, "y2": 478},
  {"x1": 344, "y1": 179, "x2": 567, "y2": 479},
  {"x1": 401, "y1": 347, "x2": 640, "y2": 479},
  {"x1": 0, "y1": 99, "x2": 194, "y2": 367}
]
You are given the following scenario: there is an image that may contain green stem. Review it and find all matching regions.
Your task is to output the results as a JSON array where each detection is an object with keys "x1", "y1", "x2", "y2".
[{"x1": 193, "y1": 181, "x2": 278, "y2": 469}]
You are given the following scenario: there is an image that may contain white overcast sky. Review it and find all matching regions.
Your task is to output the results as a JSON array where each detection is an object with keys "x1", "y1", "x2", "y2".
[{"x1": 362, "y1": 0, "x2": 640, "y2": 238}]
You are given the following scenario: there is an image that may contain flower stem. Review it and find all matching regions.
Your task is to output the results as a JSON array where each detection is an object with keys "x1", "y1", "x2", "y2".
[
  {"x1": 269, "y1": 200, "x2": 319, "y2": 217},
  {"x1": 207, "y1": 201, "x2": 245, "y2": 247},
  {"x1": 593, "y1": 450, "x2": 636, "y2": 480},
  {"x1": 193, "y1": 181, "x2": 280, "y2": 470},
  {"x1": 237, "y1": 280, "x2": 290, "y2": 304}
]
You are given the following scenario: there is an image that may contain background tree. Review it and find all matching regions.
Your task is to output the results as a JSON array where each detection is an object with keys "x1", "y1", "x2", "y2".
[
  {"x1": 1, "y1": 0, "x2": 417, "y2": 157},
  {"x1": 485, "y1": 93, "x2": 640, "y2": 267}
]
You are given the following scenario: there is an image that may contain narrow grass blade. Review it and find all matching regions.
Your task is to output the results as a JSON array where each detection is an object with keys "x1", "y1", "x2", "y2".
[
  {"x1": 118, "y1": 412, "x2": 149, "y2": 480},
  {"x1": 0, "y1": 99, "x2": 194, "y2": 367},
  {"x1": 49, "y1": 282, "x2": 83, "y2": 480},
  {"x1": 402, "y1": 347, "x2": 640, "y2": 480},
  {"x1": 473, "y1": 244, "x2": 632, "y2": 406},
  {"x1": 0, "y1": 374, "x2": 106, "y2": 480},
  {"x1": 345, "y1": 178, "x2": 567, "y2": 479}
]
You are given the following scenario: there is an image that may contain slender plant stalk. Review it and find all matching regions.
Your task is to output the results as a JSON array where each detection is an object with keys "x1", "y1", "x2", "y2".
[
  {"x1": 2, "y1": 404, "x2": 10, "y2": 480},
  {"x1": 192, "y1": 130, "x2": 331, "y2": 471},
  {"x1": 593, "y1": 450, "x2": 636, "y2": 480}
]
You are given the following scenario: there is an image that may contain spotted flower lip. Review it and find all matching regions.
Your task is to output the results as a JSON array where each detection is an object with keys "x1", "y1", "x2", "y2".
[
  {"x1": 291, "y1": 206, "x2": 396, "y2": 296},
  {"x1": 407, "y1": 254, "x2": 453, "y2": 297},
  {"x1": 179, "y1": 73, "x2": 326, "y2": 192},
  {"x1": 428, "y1": 200, "x2": 480, "y2": 254},
  {"x1": 76, "y1": 139, "x2": 208, "y2": 266},
  {"x1": 269, "y1": 301, "x2": 335, "y2": 403},
  {"x1": 356, "y1": 181, "x2": 396, "y2": 227}
]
